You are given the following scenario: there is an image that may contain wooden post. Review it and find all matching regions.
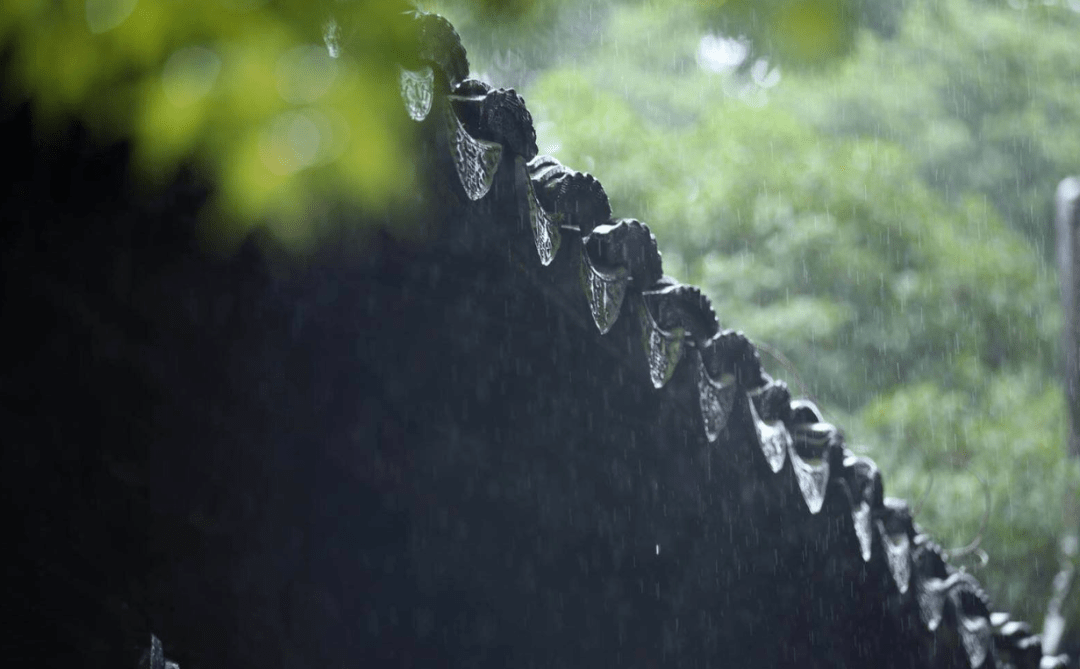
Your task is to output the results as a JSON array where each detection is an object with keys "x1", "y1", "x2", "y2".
[{"x1": 1056, "y1": 177, "x2": 1080, "y2": 459}]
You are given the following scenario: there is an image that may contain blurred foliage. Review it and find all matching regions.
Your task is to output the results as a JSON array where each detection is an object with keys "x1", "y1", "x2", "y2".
[
  {"x1": 0, "y1": 0, "x2": 420, "y2": 251},
  {"x1": 432, "y1": 0, "x2": 907, "y2": 84},
  {"x1": 424, "y1": 0, "x2": 611, "y2": 87},
  {"x1": 453, "y1": 0, "x2": 1080, "y2": 636},
  {"x1": 697, "y1": 0, "x2": 861, "y2": 65},
  {"x1": 0, "y1": 0, "x2": 898, "y2": 249}
]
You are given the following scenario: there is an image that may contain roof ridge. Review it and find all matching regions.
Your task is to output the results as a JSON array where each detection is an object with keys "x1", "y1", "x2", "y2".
[{"x1": 396, "y1": 10, "x2": 1066, "y2": 669}]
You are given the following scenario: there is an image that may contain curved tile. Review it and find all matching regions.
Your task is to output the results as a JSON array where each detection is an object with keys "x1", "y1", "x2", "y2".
[
  {"x1": 747, "y1": 394, "x2": 790, "y2": 473},
  {"x1": 948, "y1": 574, "x2": 994, "y2": 668},
  {"x1": 637, "y1": 293, "x2": 685, "y2": 389},
  {"x1": 579, "y1": 241, "x2": 630, "y2": 334},
  {"x1": 876, "y1": 500, "x2": 915, "y2": 595},
  {"x1": 700, "y1": 329, "x2": 768, "y2": 390},
  {"x1": 841, "y1": 454, "x2": 883, "y2": 562},
  {"x1": 878, "y1": 520, "x2": 911, "y2": 595},
  {"x1": 789, "y1": 398, "x2": 824, "y2": 425},
  {"x1": 397, "y1": 10, "x2": 1058, "y2": 669},
  {"x1": 450, "y1": 83, "x2": 537, "y2": 159},
  {"x1": 585, "y1": 219, "x2": 663, "y2": 290},
  {"x1": 528, "y1": 155, "x2": 611, "y2": 236},
  {"x1": 696, "y1": 350, "x2": 737, "y2": 442},
  {"x1": 917, "y1": 575, "x2": 948, "y2": 631},
  {"x1": 789, "y1": 422, "x2": 838, "y2": 515},
  {"x1": 409, "y1": 11, "x2": 469, "y2": 89},
  {"x1": 515, "y1": 156, "x2": 560, "y2": 265},
  {"x1": 399, "y1": 66, "x2": 434, "y2": 121},
  {"x1": 443, "y1": 104, "x2": 503, "y2": 201}
]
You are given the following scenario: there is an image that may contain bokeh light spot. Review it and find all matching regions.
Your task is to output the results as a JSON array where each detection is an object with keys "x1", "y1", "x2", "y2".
[
  {"x1": 259, "y1": 110, "x2": 321, "y2": 176},
  {"x1": 162, "y1": 46, "x2": 222, "y2": 106},
  {"x1": 276, "y1": 44, "x2": 338, "y2": 105},
  {"x1": 85, "y1": 0, "x2": 138, "y2": 34}
]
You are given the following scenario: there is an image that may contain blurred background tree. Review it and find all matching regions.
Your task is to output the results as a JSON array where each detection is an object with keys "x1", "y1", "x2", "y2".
[{"x1": 3, "y1": 0, "x2": 1078, "y2": 651}]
